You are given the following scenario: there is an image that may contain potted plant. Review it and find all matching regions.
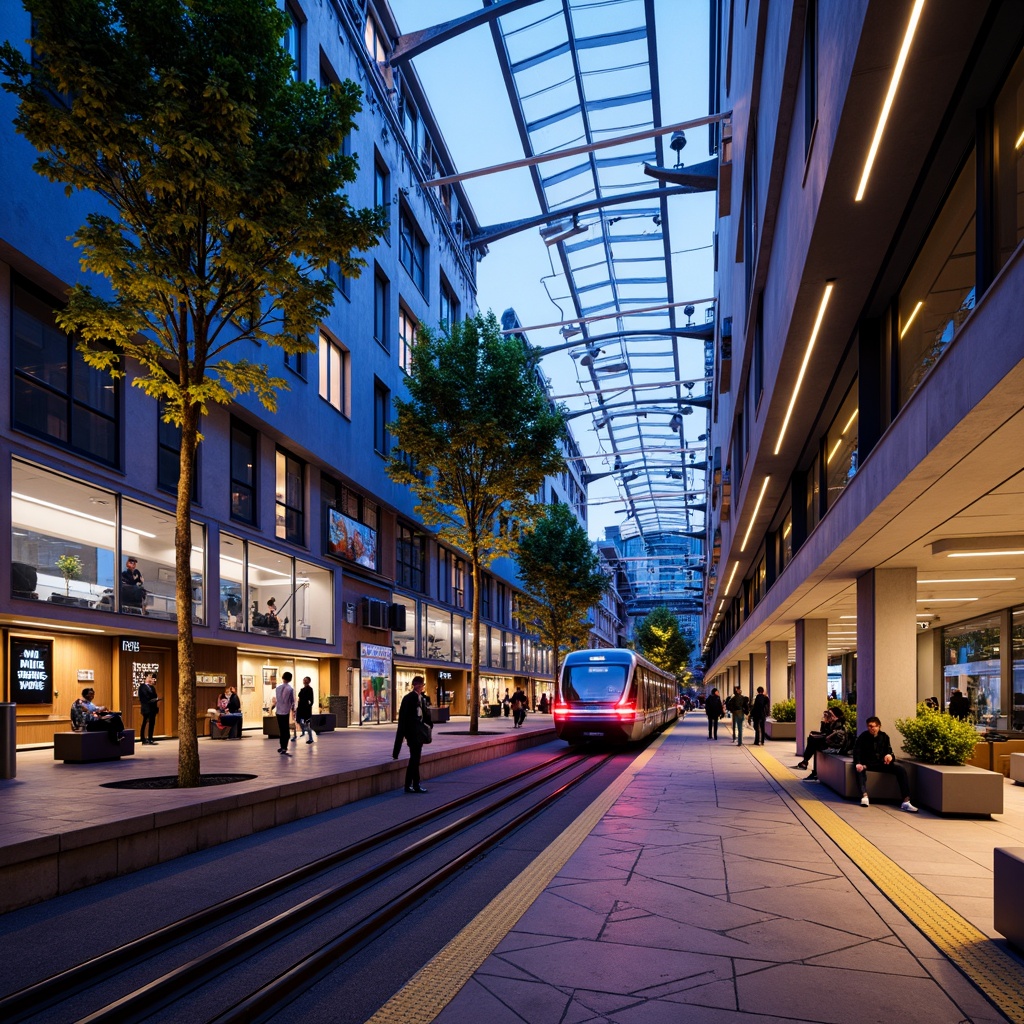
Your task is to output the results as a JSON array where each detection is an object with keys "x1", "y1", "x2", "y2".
[
  {"x1": 53, "y1": 554, "x2": 84, "y2": 604},
  {"x1": 895, "y1": 703, "x2": 1002, "y2": 815},
  {"x1": 765, "y1": 698, "x2": 796, "y2": 741},
  {"x1": 315, "y1": 692, "x2": 337, "y2": 733}
]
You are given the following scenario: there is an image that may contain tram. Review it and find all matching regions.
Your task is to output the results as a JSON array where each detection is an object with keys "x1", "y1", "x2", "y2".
[{"x1": 553, "y1": 648, "x2": 679, "y2": 744}]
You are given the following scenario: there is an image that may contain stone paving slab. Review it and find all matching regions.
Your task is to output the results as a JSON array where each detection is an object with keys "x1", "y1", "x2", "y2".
[{"x1": 431, "y1": 716, "x2": 1023, "y2": 1024}]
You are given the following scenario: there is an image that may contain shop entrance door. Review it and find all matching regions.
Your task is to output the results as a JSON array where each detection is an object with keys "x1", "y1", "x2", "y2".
[{"x1": 123, "y1": 650, "x2": 171, "y2": 737}]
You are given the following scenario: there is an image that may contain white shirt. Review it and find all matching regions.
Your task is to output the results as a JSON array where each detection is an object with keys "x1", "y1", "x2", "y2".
[{"x1": 273, "y1": 681, "x2": 295, "y2": 716}]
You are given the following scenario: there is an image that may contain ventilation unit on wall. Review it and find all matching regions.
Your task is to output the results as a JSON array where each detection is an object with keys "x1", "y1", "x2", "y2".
[{"x1": 362, "y1": 597, "x2": 390, "y2": 630}]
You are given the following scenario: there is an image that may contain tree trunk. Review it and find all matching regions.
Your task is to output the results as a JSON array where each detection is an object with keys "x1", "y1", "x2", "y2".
[
  {"x1": 469, "y1": 552, "x2": 481, "y2": 735},
  {"x1": 175, "y1": 403, "x2": 201, "y2": 787}
]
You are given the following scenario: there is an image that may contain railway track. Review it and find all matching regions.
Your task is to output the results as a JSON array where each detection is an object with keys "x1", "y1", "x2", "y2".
[{"x1": 3, "y1": 747, "x2": 625, "y2": 1024}]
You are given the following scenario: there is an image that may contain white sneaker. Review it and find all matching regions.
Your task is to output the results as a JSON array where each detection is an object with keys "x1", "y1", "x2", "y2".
[
  {"x1": 901, "y1": 800, "x2": 919, "y2": 813},
  {"x1": 860, "y1": 794, "x2": 869, "y2": 807}
]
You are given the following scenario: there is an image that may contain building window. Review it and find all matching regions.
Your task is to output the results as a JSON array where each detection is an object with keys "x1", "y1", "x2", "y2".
[
  {"x1": 157, "y1": 398, "x2": 199, "y2": 500},
  {"x1": 992, "y1": 47, "x2": 1024, "y2": 278},
  {"x1": 374, "y1": 268, "x2": 389, "y2": 350},
  {"x1": 397, "y1": 524, "x2": 425, "y2": 593},
  {"x1": 803, "y1": 0, "x2": 817, "y2": 158},
  {"x1": 283, "y1": 2, "x2": 302, "y2": 81},
  {"x1": 401, "y1": 94, "x2": 421, "y2": 155},
  {"x1": 438, "y1": 548, "x2": 451, "y2": 603},
  {"x1": 824, "y1": 380, "x2": 858, "y2": 510},
  {"x1": 230, "y1": 419, "x2": 258, "y2": 525},
  {"x1": 323, "y1": 477, "x2": 380, "y2": 571},
  {"x1": 364, "y1": 10, "x2": 388, "y2": 64},
  {"x1": 452, "y1": 556, "x2": 465, "y2": 607},
  {"x1": 276, "y1": 448, "x2": 304, "y2": 545},
  {"x1": 399, "y1": 305, "x2": 417, "y2": 374},
  {"x1": 12, "y1": 281, "x2": 118, "y2": 466},
  {"x1": 374, "y1": 156, "x2": 390, "y2": 234},
  {"x1": 496, "y1": 582, "x2": 508, "y2": 625},
  {"x1": 318, "y1": 331, "x2": 349, "y2": 414},
  {"x1": 283, "y1": 348, "x2": 305, "y2": 377},
  {"x1": 373, "y1": 379, "x2": 390, "y2": 456},
  {"x1": 440, "y1": 275, "x2": 459, "y2": 332},
  {"x1": 399, "y1": 208, "x2": 427, "y2": 295},
  {"x1": 897, "y1": 150, "x2": 976, "y2": 405},
  {"x1": 480, "y1": 576, "x2": 492, "y2": 620}
]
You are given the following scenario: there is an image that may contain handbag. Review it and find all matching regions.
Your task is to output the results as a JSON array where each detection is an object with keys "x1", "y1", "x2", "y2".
[{"x1": 417, "y1": 719, "x2": 433, "y2": 744}]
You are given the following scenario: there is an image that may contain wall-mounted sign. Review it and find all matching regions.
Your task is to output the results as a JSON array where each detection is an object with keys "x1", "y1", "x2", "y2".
[
  {"x1": 121, "y1": 638, "x2": 142, "y2": 653},
  {"x1": 438, "y1": 671, "x2": 453, "y2": 681},
  {"x1": 77, "y1": 669, "x2": 95, "y2": 682},
  {"x1": 359, "y1": 642, "x2": 393, "y2": 723},
  {"x1": 328, "y1": 508, "x2": 378, "y2": 569},
  {"x1": 11, "y1": 637, "x2": 53, "y2": 705}
]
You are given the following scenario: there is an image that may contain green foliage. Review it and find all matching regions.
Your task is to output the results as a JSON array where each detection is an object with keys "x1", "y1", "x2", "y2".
[
  {"x1": 770, "y1": 698, "x2": 796, "y2": 722},
  {"x1": 387, "y1": 311, "x2": 565, "y2": 731},
  {"x1": 55, "y1": 554, "x2": 83, "y2": 595},
  {"x1": 516, "y1": 503, "x2": 609, "y2": 685},
  {"x1": 896, "y1": 702, "x2": 979, "y2": 765},
  {"x1": 1, "y1": 0, "x2": 384, "y2": 786},
  {"x1": 633, "y1": 606, "x2": 693, "y2": 679},
  {"x1": 828, "y1": 699, "x2": 856, "y2": 726}
]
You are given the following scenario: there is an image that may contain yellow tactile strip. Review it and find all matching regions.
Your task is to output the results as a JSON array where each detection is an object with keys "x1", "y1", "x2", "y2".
[
  {"x1": 751, "y1": 745, "x2": 1024, "y2": 1024},
  {"x1": 366, "y1": 728, "x2": 673, "y2": 1024}
]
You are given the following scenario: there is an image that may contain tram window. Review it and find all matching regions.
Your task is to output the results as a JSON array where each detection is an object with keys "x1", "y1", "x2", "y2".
[{"x1": 561, "y1": 665, "x2": 627, "y2": 701}]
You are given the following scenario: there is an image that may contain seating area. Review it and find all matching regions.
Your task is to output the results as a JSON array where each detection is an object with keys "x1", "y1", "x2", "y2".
[
  {"x1": 53, "y1": 730, "x2": 135, "y2": 763},
  {"x1": 815, "y1": 752, "x2": 904, "y2": 801}
]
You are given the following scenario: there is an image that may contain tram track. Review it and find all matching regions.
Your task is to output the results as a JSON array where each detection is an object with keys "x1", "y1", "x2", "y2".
[{"x1": 2, "y1": 748, "x2": 615, "y2": 1024}]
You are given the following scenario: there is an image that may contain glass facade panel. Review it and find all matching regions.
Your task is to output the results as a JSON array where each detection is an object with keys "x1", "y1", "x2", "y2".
[
  {"x1": 943, "y1": 613, "x2": 1001, "y2": 729},
  {"x1": 11, "y1": 459, "x2": 115, "y2": 607},
  {"x1": 219, "y1": 533, "x2": 246, "y2": 631},
  {"x1": 248, "y1": 542, "x2": 294, "y2": 638},
  {"x1": 392, "y1": 594, "x2": 416, "y2": 655},
  {"x1": 1012, "y1": 607, "x2": 1024, "y2": 730},
  {"x1": 824, "y1": 379, "x2": 858, "y2": 509},
  {"x1": 898, "y1": 150, "x2": 976, "y2": 404},
  {"x1": 294, "y1": 557, "x2": 333, "y2": 644},
  {"x1": 452, "y1": 616, "x2": 465, "y2": 662},
  {"x1": 426, "y1": 605, "x2": 452, "y2": 660},
  {"x1": 993, "y1": 49, "x2": 1024, "y2": 276}
]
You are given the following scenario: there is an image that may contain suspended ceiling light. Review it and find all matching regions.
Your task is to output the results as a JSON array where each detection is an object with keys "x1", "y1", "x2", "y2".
[{"x1": 854, "y1": 0, "x2": 926, "y2": 202}]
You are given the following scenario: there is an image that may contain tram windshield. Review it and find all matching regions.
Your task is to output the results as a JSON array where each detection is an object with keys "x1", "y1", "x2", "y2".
[{"x1": 561, "y1": 663, "x2": 628, "y2": 702}]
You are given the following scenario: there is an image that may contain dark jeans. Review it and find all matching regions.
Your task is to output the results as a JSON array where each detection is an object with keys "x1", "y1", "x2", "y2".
[
  {"x1": 800, "y1": 734, "x2": 829, "y2": 763},
  {"x1": 732, "y1": 715, "x2": 745, "y2": 744},
  {"x1": 87, "y1": 714, "x2": 124, "y2": 745},
  {"x1": 707, "y1": 716, "x2": 718, "y2": 738},
  {"x1": 404, "y1": 741, "x2": 423, "y2": 789},
  {"x1": 140, "y1": 709, "x2": 157, "y2": 742},
  {"x1": 856, "y1": 761, "x2": 911, "y2": 800},
  {"x1": 219, "y1": 713, "x2": 243, "y2": 738},
  {"x1": 751, "y1": 717, "x2": 766, "y2": 744},
  {"x1": 276, "y1": 714, "x2": 291, "y2": 752}
]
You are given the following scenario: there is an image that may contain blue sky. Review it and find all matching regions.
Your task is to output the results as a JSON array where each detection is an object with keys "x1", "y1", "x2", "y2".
[{"x1": 388, "y1": 0, "x2": 714, "y2": 537}]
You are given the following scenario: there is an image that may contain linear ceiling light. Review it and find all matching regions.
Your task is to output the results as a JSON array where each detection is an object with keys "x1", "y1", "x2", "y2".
[
  {"x1": 725, "y1": 561, "x2": 739, "y2": 593},
  {"x1": 931, "y1": 536, "x2": 1024, "y2": 557},
  {"x1": 854, "y1": 0, "x2": 926, "y2": 202},
  {"x1": 739, "y1": 476, "x2": 770, "y2": 551},
  {"x1": 899, "y1": 300, "x2": 923, "y2": 338},
  {"x1": 774, "y1": 282, "x2": 834, "y2": 455},
  {"x1": 921, "y1": 577, "x2": 1015, "y2": 584}
]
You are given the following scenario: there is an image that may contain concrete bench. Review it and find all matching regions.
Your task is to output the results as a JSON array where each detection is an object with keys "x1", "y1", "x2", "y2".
[
  {"x1": 54, "y1": 730, "x2": 135, "y2": 763},
  {"x1": 994, "y1": 848, "x2": 1024, "y2": 951},
  {"x1": 1010, "y1": 753, "x2": 1024, "y2": 784},
  {"x1": 209, "y1": 718, "x2": 235, "y2": 739},
  {"x1": 816, "y1": 752, "x2": 904, "y2": 801}
]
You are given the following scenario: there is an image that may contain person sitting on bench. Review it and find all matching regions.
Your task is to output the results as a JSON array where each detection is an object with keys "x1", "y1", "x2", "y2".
[{"x1": 72, "y1": 687, "x2": 125, "y2": 745}]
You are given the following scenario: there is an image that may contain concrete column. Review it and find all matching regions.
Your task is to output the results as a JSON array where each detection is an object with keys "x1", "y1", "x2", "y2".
[
  {"x1": 917, "y1": 627, "x2": 942, "y2": 707},
  {"x1": 736, "y1": 659, "x2": 749, "y2": 697},
  {"x1": 795, "y1": 619, "x2": 828, "y2": 748},
  {"x1": 751, "y1": 651, "x2": 766, "y2": 698},
  {"x1": 857, "y1": 567, "x2": 917, "y2": 737},
  {"x1": 766, "y1": 641, "x2": 788, "y2": 703}
]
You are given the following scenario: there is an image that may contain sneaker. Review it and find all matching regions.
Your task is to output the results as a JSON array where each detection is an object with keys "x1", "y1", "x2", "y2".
[
  {"x1": 804, "y1": 773, "x2": 818, "y2": 782},
  {"x1": 860, "y1": 794, "x2": 869, "y2": 807},
  {"x1": 901, "y1": 800, "x2": 919, "y2": 813}
]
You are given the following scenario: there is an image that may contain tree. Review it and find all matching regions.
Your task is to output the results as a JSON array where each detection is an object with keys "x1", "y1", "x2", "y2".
[
  {"x1": 387, "y1": 312, "x2": 565, "y2": 733},
  {"x1": 634, "y1": 605, "x2": 693, "y2": 681},
  {"x1": 0, "y1": 0, "x2": 384, "y2": 786},
  {"x1": 516, "y1": 503, "x2": 609, "y2": 690}
]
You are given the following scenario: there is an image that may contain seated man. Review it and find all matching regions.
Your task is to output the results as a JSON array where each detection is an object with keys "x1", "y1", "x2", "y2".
[
  {"x1": 72, "y1": 687, "x2": 125, "y2": 745},
  {"x1": 119, "y1": 556, "x2": 147, "y2": 613},
  {"x1": 852, "y1": 716, "x2": 918, "y2": 812},
  {"x1": 793, "y1": 707, "x2": 845, "y2": 779}
]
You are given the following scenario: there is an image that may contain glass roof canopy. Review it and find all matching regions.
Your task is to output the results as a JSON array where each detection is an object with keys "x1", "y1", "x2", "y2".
[{"x1": 487, "y1": 0, "x2": 712, "y2": 558}]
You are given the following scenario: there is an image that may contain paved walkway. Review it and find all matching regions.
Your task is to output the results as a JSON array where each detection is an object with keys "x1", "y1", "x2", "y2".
[{"x1": 373, "y1": 713, "x2": 1024, "y2": 1024}]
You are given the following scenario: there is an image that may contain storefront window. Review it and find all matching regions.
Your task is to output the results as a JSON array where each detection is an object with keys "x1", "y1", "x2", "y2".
[
  {"x1": 248, "y1": 542, "x2": 293, "y2": 638},
  {"x1": 121, "y1": 498, "x2": 204, "y2": 622},
  {"x1": 11, "y1": 459, "x2": 115, "y2": 607},
  {"x1": 392, "y1": 594, "x2": 416, "y2": 655},
  {"x1": 1012, "y1": 607, "x2": 1024, "y2": 729},
  {"x1": 898, "y1": 150, "x2": 976, "y2": 405},
  {"x1": 943, "y1": 613, "x2": 1001, "y2": 729},
  {"x1": 219, "y1": 533, "x2": 244, "y2": 630},
  {"x1": 426, "y1": 606, "x2": 452, "y2": 660},
  {"x1": 452, "y1": 616, "x2": 465, "y2": 662},
  {"x1": 294, "y1": 557, "x2": 333, "y2": 644}
]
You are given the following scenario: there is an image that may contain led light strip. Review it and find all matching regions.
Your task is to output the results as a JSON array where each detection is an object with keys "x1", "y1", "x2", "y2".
[
  {"x1": 855, "y1": 0, "x2": 926, "y2": 202},
  {"x1": 774, "y1": 282, "x2": 834, "y2": 455},
  {"x1": 739, "y1": 475, "x2": 770, "y2": 552}
]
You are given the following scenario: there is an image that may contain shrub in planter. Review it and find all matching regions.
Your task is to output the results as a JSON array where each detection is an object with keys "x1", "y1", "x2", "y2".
[
  {"x1": 828, "y1": 699, "x2": 856, "y2": 726},
  {"x1": 770, "y1": 699, "x2": 795, "y2": 722},
  {"x1": 896, "y1": 702, "x2": 979, "y2": 765}
]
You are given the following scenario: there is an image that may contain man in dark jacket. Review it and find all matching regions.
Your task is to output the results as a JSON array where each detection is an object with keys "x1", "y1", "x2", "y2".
[
  {"x1": 726, "y1": 687, "x2": 750, "y2": 745},
  {"x1": 852, "y1": 716, "x2": 918, "y2": 812},
  {"x1": 705, "y1": 688, "x2": 724, "y2": 740},
  {"x1": 948, "y1": 689, "x2": 971, "y2": 721},
  {"x1": 393, "y1": 675, "x2": 430, "y2": 793},
  {"x1": 750, "y1": 686, "x2": 770, "y2": 745}
]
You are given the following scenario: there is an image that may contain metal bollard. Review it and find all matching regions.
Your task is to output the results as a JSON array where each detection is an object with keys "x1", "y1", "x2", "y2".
[{"x1": 0, "y1": 703, "x2": 16, "y2": 779}]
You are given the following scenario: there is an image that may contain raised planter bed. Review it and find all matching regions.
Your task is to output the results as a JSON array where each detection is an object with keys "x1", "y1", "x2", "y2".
[
  {"x1": 764, "y1": 719, "x2": 796, "y2": 741},
  {"x1": 816, "y1": 752, "x2": 903, "y2": 801}
]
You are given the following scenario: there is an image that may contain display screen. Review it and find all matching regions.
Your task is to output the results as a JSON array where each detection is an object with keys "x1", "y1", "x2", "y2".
[{"x1": 11, "y1": 636, "x2": 53, "y2": 704}]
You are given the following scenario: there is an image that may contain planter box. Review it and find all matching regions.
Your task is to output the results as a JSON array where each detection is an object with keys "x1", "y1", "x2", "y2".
[
  {"x1": 429, "y1": 707, "x2": 450, "y2": 725},
  {"x1": 994, "y1": 848, "x2": 1024, "y2": 950},
  {"x1": 312, "y1": 714, "x2": 336, "y2": 733},
  {"x1": 817, "y1": 753, "x2": 904, "y2": 801},
  {"x1": 764, "y1": 720, "x2": 796, "y2": 741},
  {"x1": 903, "y1": 760, "x2": 1003, "y2": 816}
]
